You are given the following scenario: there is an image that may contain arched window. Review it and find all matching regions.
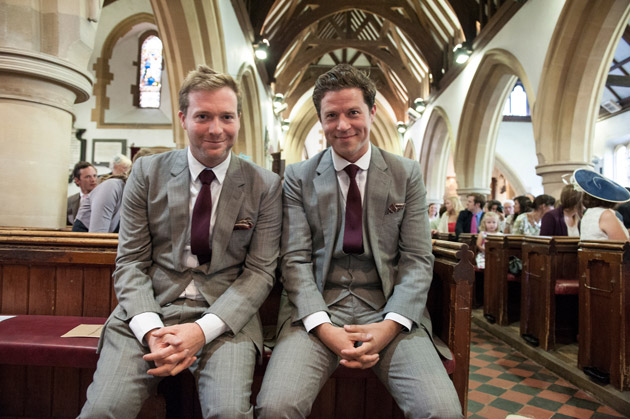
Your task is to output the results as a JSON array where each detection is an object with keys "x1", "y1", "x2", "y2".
[
  {"x1": 503, "y1": 82, "x2": 529, "y2": 116},
  {"x1": 613, "y1": 144, "x2": 629, "y2": 186},
  {"x1": 138, "y1": 34, "x2": 164, "y2": 108}
]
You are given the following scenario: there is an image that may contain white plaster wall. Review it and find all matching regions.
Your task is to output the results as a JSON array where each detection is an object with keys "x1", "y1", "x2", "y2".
[{"x1": 495, "y1": 121, "x2": 543, "y2": 196}]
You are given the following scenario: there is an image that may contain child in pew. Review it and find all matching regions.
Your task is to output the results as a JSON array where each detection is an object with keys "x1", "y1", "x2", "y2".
[{"x1": 475, "y1": 211, "x2": 500, "y2": 269}]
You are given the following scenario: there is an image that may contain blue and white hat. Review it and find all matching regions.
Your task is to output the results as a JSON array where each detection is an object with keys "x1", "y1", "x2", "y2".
[{"x1": 570, "y1": 169, "x2": 630, "y2": 203}]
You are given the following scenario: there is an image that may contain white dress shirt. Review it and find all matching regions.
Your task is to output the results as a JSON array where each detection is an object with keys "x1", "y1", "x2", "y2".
[
  {"x1": 303, "y1": 146, "x2": 413, "y2": 333},
  {"x1": 129, "y1": 149, "x2": 231, "y2": 345}
]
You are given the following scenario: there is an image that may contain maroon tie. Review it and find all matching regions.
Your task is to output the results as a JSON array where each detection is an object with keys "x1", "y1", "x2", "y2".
[
  {"x1": 343, "y1": 164, "x2": 363, "y2": 254},
  {"x1": 191, "y1": 169, "x2": 216, "y2": 265}
]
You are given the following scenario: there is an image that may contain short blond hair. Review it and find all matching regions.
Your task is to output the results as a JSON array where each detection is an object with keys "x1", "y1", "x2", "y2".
[
  {"x1": 179, "y1": 65, "x2": 241, "y2": 116},
  {"x1": 445, "y1": 196, "x2": 464, "y2": 214}
]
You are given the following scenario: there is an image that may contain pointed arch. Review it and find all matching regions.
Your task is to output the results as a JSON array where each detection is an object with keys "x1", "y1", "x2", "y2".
[
  {"x1": 454, "y1": 49, "x2": 535, "y2": 195},
  {"x1": 533, "y1": 0, "x2": 630, "y2": 197},
  {"x1": 419, "y1": 107, "x2": 454, "y2": 203},
  {"x1": 236, "y1": 64, "x2": 264, "y2": 166}
]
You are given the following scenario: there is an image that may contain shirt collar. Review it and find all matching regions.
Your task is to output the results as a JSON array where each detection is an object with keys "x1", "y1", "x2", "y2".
[
  {"x1": 331, "y1": 144, "x2": 371, "y2": 172},
  {"x1": 187, "y1": 147, "x2": 231, "y2": 184}
]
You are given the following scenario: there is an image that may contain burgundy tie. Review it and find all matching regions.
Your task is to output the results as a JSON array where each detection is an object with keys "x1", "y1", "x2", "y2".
[
  {"x1": 191, "y1": 169, "x2": 216, "y2": 265},
  {"x1": 343, "y1": 164, "x2": 363, "y2": 254}
]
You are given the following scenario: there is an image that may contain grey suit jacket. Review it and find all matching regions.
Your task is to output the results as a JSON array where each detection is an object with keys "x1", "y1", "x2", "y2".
[
  {"x1": 281, "y1": 146, "x2": 435, "y2": 333},
  {"x1": 67, "y1": 193, "x2": 80, "y2": 225},
  {"x1": 110, "y1": 149, "x2": 282, "y2": 353}
]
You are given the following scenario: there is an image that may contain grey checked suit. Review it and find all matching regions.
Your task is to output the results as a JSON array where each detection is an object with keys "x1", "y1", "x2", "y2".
[
  {"x1": 81, "y1": 150, "x2": 282, "y2": 418},
  {"x1": 257, "y1": 146, "x2": 462, "y2": 418}
]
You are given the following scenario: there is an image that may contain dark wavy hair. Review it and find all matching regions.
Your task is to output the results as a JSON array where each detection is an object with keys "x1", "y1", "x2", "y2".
[{"x1": 312, "y1": 64, "x2": 376, "y2": 119}]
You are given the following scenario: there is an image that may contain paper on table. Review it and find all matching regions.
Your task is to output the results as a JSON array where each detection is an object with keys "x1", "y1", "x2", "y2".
[
  {"x1": 61, "y1": 324, "x2": 103, "y2": 338},
  {"x1": 0, "y1": 315, "x2": 16, "y2": 323}
]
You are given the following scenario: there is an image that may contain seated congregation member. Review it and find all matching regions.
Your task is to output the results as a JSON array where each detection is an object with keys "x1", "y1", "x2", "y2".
[
  {"x1": 256, "y1": 64, "x2": 462, "y2": 419},
  {"x1": 72, "y1": 163, "x2": 130, "y2": 233},
  {"x1": 109, "y1": 153, "x2": 132, "y2": 176},
  {"x1": 438, "y1": 195, "x2": 464, "y2": 233},
  {"x1": 455, "y1": 192, "x2": 486, "y2": 239},
  {"x1": 504, "y1": 195, "x2": 532, "y2": 234},
  {"x1": 67, "y1": 161, "x2": 98, "y2": 225},
  {"x1": 573, "y1": 169, "x2": 630, "y2": 241},
  {"x1": 503, "y1": 199, "x2": 514, "y2": 218},
  {"x1": 475, "y1": 211, "x2": 501, "y2": 269},
  {"x1": 428, "y1": 202, "x2": 441, "y2": 231},
  {"x1": 540, "y1": 184, "x2": 582, "y2": 236},
  {"x1": 80, "y1": 65, "x2": 282, "y2": 418},
  {"x1": 486, "y1": 199, "x2": 505, "y2": 232},
  {"x1": 512, "y1": 194, "x2": 555, "y2": 236}
]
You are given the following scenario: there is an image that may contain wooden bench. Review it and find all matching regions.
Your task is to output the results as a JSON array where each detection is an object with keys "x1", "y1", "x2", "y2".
[
  {"x1": 0, "y1": 232, "x2": 474, "y2": 417},
  {"x1": 483, "y1": 234, "x2": 524, "y2": 325},
  {"x1": 578, "y1": 240, "x2": 630, "y2": 391},
  {"x1": 520, "y1": 236, "x2": 579, "y2": 350}
]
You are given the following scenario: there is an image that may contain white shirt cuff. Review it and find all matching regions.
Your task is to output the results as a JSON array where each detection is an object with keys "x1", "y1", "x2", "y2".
[
  {"x1": 195, "y1": 313, "x2": 230, "y2": 344},
  {"x1": 129, "y1": 312, "x2": 164, "y2": 345},
  {"x1": 385, "y1": 312, "x2": 412, "y2": 331},
  {"x1": 302, "y1": 311, "x2": 332, "y2": 333}
]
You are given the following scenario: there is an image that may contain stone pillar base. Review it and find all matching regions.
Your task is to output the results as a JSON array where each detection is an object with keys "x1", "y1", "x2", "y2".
[{"x1": 536, "y1": 162, "x2": 592, "y2": 198}]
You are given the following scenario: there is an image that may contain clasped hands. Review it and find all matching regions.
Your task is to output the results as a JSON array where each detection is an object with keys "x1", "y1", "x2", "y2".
[
  {"x1": 142, "y1": 323, "x2": 206, "y2": 377},
  {"x1": 314, "y1": 320, "x2": 402, "y2": 369}
]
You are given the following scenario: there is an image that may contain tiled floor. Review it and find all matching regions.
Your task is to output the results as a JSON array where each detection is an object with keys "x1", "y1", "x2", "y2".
[{"x1": 467, "y1": 326, "x2": 625, "y2": 418}]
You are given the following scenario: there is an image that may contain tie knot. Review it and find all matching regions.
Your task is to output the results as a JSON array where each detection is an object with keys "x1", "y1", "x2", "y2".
[
  {"x1": 199, "y1": 169, "x2": 216, "y2": 185},
  {"x1": 344, "y1": 164, "x2": 360, "y2": 179}
]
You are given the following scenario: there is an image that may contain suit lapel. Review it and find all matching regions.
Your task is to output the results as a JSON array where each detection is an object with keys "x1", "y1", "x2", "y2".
[
  {"x1": 313, "y1": 149, "x2": 339, "y2": 284},
  {"x1": 365, "y1": 147, "x2": 391, "y2": 277},
  {"x1": 167, "y1": 150, "x2": 190, "y2": 272},
  {"x1": 210, "y1": 154, "x2": 244, "y2": 273}
]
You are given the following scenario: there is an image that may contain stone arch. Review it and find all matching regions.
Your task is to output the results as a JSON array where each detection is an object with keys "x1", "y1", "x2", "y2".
[
  {"x1": 420, "y1": 106, "x2": 454, "y2": 204},
  {"x1": 282, "y1": 97, "x2": 401, "y2": 164},
  {"x1": 454, "y1": 49, "x2": 535, "y2": 196},
  {"x1": 150, "y1": 0, "x2": 227, "y2": 147},
  {"x1": 236, "y1": 64, "x2": 264, "y2": 166},
  {"x1": 403, "y1": 140, "x2": 416, "y2": 160},
  {"x1": 533, "y1": 0, "x2": 630, "y2": 197}
]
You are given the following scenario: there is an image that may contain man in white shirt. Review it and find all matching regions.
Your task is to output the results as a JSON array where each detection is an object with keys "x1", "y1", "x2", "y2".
[
  {"x1": 66, "y1": 161, "x2": 97, "y2": 225},
  {"x1": 256, "y1": 64, "x2": 462, "y2": 418},
  {"x1": 80, "y1": 65, "x2": 282, "y2": 418}
]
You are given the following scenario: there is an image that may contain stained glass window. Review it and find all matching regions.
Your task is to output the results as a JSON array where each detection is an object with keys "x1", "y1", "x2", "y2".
[{"x1": 138, "y1": 35, "x2": 163, "y2": 108}]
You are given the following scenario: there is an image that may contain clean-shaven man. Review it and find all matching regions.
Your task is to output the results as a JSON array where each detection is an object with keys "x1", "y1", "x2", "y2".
[
  {"x1": 257, "y1": 64, "x2": 462, "y2": 418},
  {"x1": 80, "y1": 65, "x2": 282, "y2": 418}
]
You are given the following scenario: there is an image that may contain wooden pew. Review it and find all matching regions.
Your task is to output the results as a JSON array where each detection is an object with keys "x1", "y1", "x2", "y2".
[
  {"x1": 483, "y1": 234, "x2": 524, "y2": 326},
  {"x1": 520, "y1": 236, "x2": 579, "y2": 350},
  {"x1": 0, "y1": 232, "x2": 475, "y2": 417},
  {"x1": 578, "y1": 240, "x2": 630, "y2": 391}
]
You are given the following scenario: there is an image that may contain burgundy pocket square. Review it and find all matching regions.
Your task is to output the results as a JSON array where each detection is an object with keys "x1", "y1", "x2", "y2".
[
  {"x1": 387, "y1": 203, "x2": 405, "y2": 214},
  {"x1": 234, "y1": 218, "x2": 254, "y2": 230}
]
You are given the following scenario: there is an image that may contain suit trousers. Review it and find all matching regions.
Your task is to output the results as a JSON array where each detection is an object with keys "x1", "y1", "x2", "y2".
[
  {"x1": 256, "y1": 295, "x2": 462, "y2": 419},
  {"x1": 80, "y1": 300, "x2": 257, "y2": 419}
]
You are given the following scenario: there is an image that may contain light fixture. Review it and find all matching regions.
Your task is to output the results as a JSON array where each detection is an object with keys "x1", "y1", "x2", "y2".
[
  {"x1": 273, "y1": 93, "x2": 287, "y2": 115},
  {"x1": 407, "y1": 107, "x2": 421, "y2": 120},
  {"x1": 254, "y1": 39, "x2": 270, "y2": 60},
  {"x1": 281, "y1": 119, "x2": 290, "y2": 131},
  {"x1": 453, "y1": 43, "x2": 472, "y2": 64},
  {"x1": 397, "y1": 121, "x2": 407, "y2": 134},
  {"x1": 413, "y1": 98, "x2": 426, "y2": 114}
]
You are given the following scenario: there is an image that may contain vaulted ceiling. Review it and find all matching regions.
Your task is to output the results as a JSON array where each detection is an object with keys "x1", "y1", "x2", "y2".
[{"x1": 239, "y1": 0, "x2": 519, "y2": 121}]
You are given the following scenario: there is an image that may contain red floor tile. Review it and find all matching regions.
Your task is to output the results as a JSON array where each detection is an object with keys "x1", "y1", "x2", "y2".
[
  {"x1": 520, "y1": 377, "x2": 551, "y2": 389},
  {"x1": 596, "y1": 404, "x2": 625, "y2": 417},
  {"x1": 476, "y1": 405, "x2": 510, "y2": 418},
  {"x1": 468, "y1": 390, "x2": 496, "y2": 404},
  {"x1": 507, "y1": 368, "x2": 535, "y2": 377},
  {"x1": 500, "y1": 390, "x2": 534, "y2": 405},
  {"x1": 517, "y1": 405, "x2": 555, "y2": 419},
  {"x1": 486, "y1": 377, "x2": 518, "y2": 389},
  {"x1": 557, "y1": 404, "x2": 595, "y2": 418},
  {"x1": 475, "y1": 368, "x2": 503, "y2": 378},
  {"x1": 537, "y1": 389, "x2": 571, "y2": 403}
]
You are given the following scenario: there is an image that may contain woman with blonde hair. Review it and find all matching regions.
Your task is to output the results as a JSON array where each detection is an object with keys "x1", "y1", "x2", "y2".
[{"x1": 438, "y1": 196, "x2": 464, "y2": 233}]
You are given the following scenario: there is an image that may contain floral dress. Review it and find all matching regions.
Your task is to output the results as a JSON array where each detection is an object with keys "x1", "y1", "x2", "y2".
[{"x1": 512, "y1": 212, "x2": 540, "y2": 236}]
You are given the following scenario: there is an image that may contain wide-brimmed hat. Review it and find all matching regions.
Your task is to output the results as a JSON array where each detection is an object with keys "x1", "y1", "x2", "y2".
[{"x1": 569, "y1": 169, "x2": 630, "y2": 203}]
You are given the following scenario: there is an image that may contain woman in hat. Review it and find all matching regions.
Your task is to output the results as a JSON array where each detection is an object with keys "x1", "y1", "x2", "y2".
[{"x1": 574, "y1": 169, "x2": 630, "y2": 241}]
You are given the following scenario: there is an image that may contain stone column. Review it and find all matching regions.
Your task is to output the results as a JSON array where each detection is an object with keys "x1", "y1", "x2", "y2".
[
  {"x1": 536, "y1": 162, "x2": 592, "y2": 198},
  {"x1": 0, "y1": 1, "x2": 97, "y2": 228}
]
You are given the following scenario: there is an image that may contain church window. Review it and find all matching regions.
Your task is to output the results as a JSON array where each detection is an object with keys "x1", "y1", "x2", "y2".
[
  {"x1": 613, "y1": 144, "x2": 629, "y2": 186},
  {"x1": 503, "y1": 82, "x2": 529, "y2": 116},
  {"x1": 138, "y1": 34, "x2": 164, "y2": 108}
]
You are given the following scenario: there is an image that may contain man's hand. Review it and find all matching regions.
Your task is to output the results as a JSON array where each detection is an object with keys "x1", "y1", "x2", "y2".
[
  {"x1": 314, "y1": 323, "x2": 379, "y2": 369},
  {"x1": 143, "y1": 323, "x2": 206, "y2": 376},
  {"x1": 340, "y1": 320, "x2": 402, "y2": 361}
]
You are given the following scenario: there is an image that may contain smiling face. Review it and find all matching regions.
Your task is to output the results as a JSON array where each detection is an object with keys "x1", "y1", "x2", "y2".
[
  {"x1": 179, "y1": 87, "x2": 240, "y2": 168},
  {"x1": 319, "y1": 88, "x2": 376, "y2": 163}
]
